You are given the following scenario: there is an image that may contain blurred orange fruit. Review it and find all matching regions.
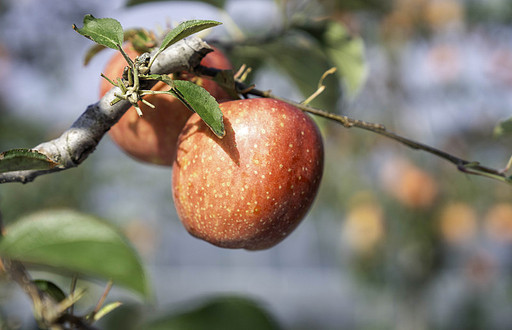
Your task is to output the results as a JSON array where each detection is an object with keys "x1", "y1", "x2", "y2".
[
  {"x1": 484, "y1": 203, "x2": 512, "y2": 243},
  {"x1": 380, "y1": 158, "x2": 439, "y2": 209},
  {"x1": 342, "y1": 194, "x2": 385, "y2": 254},
  {"x1": 438, "y1": 202, "x2": 477, "y2": 245},
  {"x1": 424, "y1": 0, "x2": 463, "y2": 30}
]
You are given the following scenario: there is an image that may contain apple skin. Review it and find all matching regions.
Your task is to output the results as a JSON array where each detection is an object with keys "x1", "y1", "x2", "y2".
[
  {"x1": 172, "y1": 98, "x2": 324, "y2": 250},
  {"x1": 100, "y1": 45, "x2": 233, "y2": 165}
]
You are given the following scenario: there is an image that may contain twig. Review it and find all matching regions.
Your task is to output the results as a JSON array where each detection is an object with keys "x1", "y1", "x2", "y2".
[
  {"x1": 194, "y1": 65, "x2": 510, "y2": 184},
  {"x1": 244, "y1": 85, "x2": 511, "y2": 184},
  {"x1": 69, "y1": 275, "x2": 78, "y2": 316},
  {"x1": 92, "y1": 280, "x2": 113, "y2": 317},
  {"x1": 0, "y1": 37, "x2": 213, "y2": 184}
]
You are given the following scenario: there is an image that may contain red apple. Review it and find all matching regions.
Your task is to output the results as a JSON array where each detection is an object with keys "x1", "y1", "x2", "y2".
[
  {"x1": 172, "y1": 98, "x2": 324, "y2": 250},
  {"x1": 100, "y1": 45, "x2": 233, "y2": 165}
]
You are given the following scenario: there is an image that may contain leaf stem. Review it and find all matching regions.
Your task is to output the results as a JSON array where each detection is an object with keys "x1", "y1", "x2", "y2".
[{"x1": 117, "y1": 44, "x2": 134, "y2": 68}]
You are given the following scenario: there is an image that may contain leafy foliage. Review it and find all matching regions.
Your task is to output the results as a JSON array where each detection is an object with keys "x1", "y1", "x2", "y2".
[
  {"x1": 494, "y1": 117, "x2": 512, "y2": 137},
  {"x1": 74, "y1": 14, "x2": 224, "y2": 137},
  {"x1": 323, "y1": 21, "x2": 367, "y2": 97},
  {"x1": 228, "y1": 20, "x2": 366, "y2": 110},
  {"x1": 0, "y1": 210, "x2": 149, "y2": 297}
]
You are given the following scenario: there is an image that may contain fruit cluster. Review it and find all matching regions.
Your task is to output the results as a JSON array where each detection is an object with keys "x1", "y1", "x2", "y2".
[{"x1": 100, "y1": 46, "x2": 324, "y2": 250}]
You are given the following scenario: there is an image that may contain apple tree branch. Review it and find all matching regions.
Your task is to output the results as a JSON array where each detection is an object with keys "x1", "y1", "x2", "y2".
[{"x1": 0, "y1": 37, "x2": 212, "y2": 184}]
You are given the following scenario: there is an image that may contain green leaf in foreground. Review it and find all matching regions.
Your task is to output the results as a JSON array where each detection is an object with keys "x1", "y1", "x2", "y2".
[
  {"x1": 148, "y1": 20, "x2": 221, "y2": 69},
  {"x1": 172, "y1": 80, "x2": 225, "y2": 137},
  {"x1": 494, "y1": 117, "x2": 512, "y2": 137},
  {"x1": 144, "y1": 296, "x2": 280, "y2": 330},
  {"x1": 0, "y1": 149, "x2": 58, "y2": 173},
  {"x1": 0, "y1": 210, "x2": 149, "y2": 298},
  {"x1": 160, "y1": 20, "x2": 221, "y2": 52},
  {"x1": 73, "y1": 14, "x2": 124, "y2": 50}
]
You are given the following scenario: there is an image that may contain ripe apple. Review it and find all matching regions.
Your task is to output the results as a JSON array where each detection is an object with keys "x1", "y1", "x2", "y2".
[
  {"x1": 172, "y1": 98, "x2": 324, "y2": 250},
  {"x1": 100, "y1": 45, "x2": 233, "y2": 165}
]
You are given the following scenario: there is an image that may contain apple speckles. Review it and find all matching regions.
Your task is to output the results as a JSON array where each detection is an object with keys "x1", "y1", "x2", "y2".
[{"x1": 172, "y1": 98, "x2": 324, "y2": 250}]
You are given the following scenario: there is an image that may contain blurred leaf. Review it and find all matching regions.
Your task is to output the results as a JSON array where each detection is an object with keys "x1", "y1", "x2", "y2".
[
  {"x1": 73, "y1": 15, "x2": 124, "y2": 50},
  {"x1": 0, "y1": 210, "x2": 149, "y2": 298},
  {"x1": 0, "y1": 149, "x2": 58, "y2": 173},
  {"x1": 172, "y1": 80, "x2": 224, "y2": 137},
  {"x1": 33, "y1": 279, "x2": 66, "y2": 302},
  {"x1": 99, "y1": 303, "x2": 142, "y2": 330},
  {"x1": 323, "y1": 21, "x2": 367, "y2": 97},
  {"x1": 144, "y1": 296, "x2": 281, "y2": 330},
  {"x1": 125, "y1": 0, "x2": 226, "y2": 8},
  {"x1": 233, "y1": 35, "x2": 341, "y2": 112},
  {"x1": 159, "y1": 20, "x2": 221, "y2": 53},
  {"x1": 494, "y1": 117, "x2": 512, "y2": 137},
  {"x1": 84, "y1": 43, "x2": 110, "y2": 66}
]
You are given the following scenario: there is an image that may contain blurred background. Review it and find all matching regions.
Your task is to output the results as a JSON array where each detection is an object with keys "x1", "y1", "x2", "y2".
[{"x1": 1, "y1": 0, "x2": 512, "y2": 329}]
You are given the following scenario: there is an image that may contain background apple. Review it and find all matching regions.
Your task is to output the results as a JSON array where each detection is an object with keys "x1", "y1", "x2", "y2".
[
  {"x1": 100, "y1": 44, "x2": 233, "y2": 165},
  {"x1": 172, "y1": 98, "x2": 324, "y2": 250}
]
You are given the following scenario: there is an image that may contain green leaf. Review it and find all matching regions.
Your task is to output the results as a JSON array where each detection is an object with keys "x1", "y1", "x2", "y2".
[
  {"x1": 0, "y1": 210, "x2": 149, "y2": 298},
  {"x1": 494, "y1": 117, "x2": 512, "y2": 137},
  {"x1": 144, "y1": 296, "x2": 281, "y2": 330},
  {"x1": 73, "y1": 14, "x2": 124, "y2": 50},
  {"x1": 323, "y1": 21, "x2": 367, "y2": 97},
  {"x1": 33, "y1": 279, "x2": 67, "y2": 302},
  {"x1": 172, "y1": 80, "x2": 225, "y2": 137},
  {"x1": 125, "y1": 0, "x2": 226, "y2": 8},
  {"x1": 159, "y1": 20, "x2": 221, "y2": 52},
  {"x1": 0, "y1": 149, "x2": 58, "y2": 173},
  {"x1": 148, "y1": 20, "x2": 221, "y2": 69}
]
